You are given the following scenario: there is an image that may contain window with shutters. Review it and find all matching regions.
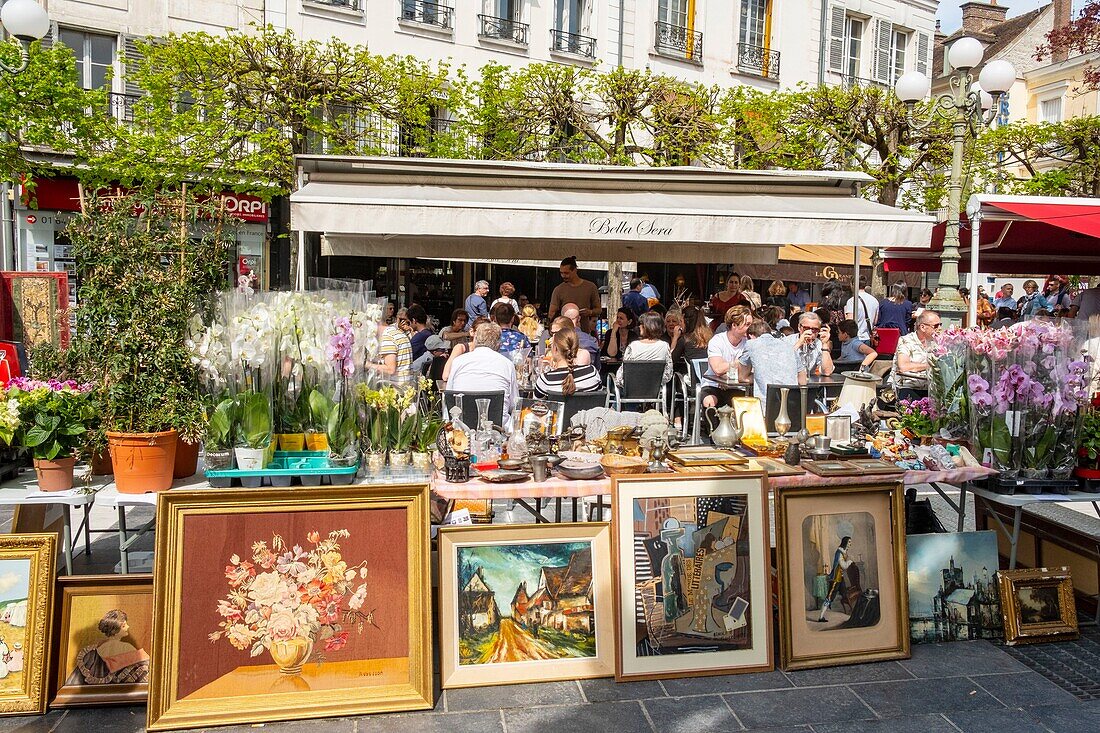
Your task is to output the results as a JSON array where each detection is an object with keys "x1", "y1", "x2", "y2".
[
  {"x1": 59, "y1": 28, "x2": 117, "y2": 91},
  {"x1": 844, "y1": 16, "x2": 863, "y2": 80},
  {"x1": 871, "y1": 18, "x2": 893, "y2": 84},
  {"x1": 827, "y1": 3, "x2": 846, "y2": 73},
  {"x1": 739, "y1": 0, "x2": 768, "y2": 49},
  {"x1": 891, "y1": 30, "x2": 908, "y2": 84},
  {"x1": 1039, "y1": 97, "x2": 1062, "y2": 124},
  {"x1": 658, "y1": 0, "x2": 690, "y2": 29},
  {"x1": 915, "y1": 32, "x2": 930, "y2": 75}
]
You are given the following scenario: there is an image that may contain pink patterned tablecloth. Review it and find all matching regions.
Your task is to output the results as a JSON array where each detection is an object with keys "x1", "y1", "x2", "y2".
[{"x1": 431, "y1": 465, "x2": 996, "y2": 501}]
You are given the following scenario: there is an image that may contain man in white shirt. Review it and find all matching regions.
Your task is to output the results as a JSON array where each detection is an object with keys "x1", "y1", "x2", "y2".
[
  {"x1": 700, "y1": 306, "x2": 752, "y2": 410},
  {"x1": 445, "y1": 322, "x2": 520, "y2": 426},
  {"x1": 844, "y1": 276, "x2": 879, "y2": 342}
]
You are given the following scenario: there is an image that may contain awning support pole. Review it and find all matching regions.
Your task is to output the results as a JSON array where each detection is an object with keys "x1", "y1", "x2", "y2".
[{"x1": 968, "y1": 212, "x2": 981, "y2": 326}]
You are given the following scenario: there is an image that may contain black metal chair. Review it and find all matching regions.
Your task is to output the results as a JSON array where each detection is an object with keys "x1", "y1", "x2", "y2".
[
  {"x1": 559, "y1": 389, "x2": 609, "y2": 428},
  {"x1": 608, "y1": 360, "x2": 669, "y2": 414},
  {"x1": 442, "y1": 390, "x2": 506, "y2": 429}
]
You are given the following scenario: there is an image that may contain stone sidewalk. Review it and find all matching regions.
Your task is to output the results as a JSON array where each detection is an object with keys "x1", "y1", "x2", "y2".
[{"x1": 3, "y1": 638, "x2": 1098, "y2": 733}]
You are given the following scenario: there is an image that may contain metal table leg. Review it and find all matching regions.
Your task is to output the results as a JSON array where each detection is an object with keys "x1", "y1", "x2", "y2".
[
  {"x1": 83, "y1": 504, "x2": 92, "y2": 555},
  {"x1": 60, "y1": 506, "x2": 73, "y2": 575},
  {"x1": 977, "y1": 495, "x2": 1024, "y2": 570},
  {"x1": 118, "y1": 505, "x2": 129, "y2": 574},
  {"x1": 927, "y1": 482, "x2": 968, "y2": 531}
]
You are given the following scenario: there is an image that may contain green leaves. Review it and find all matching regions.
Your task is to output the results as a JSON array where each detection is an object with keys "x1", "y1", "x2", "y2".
[
  {"x1": 8, "y1": 389, "x2": 92, "y2": 461},
  {"x1": 237, "y1": 390, "x2": 272, "y2": 450},
  {"x1": 207, "y1": 397, "x2": 237, "y2": 450}
]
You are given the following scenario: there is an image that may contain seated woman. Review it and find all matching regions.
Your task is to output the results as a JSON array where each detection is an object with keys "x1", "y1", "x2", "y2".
[
  {"x1": 616, "y1": 312, "x2": 673, "y2": 388},
  {"x1": 67, "y1": 609, "x2": 150, "y2": 686},
  {"x1": 600, "y1": 307, "x2": 638, "y2": 360},
  {"x1": 534, "y1": 328, "x2": 602, "y2": 398}
]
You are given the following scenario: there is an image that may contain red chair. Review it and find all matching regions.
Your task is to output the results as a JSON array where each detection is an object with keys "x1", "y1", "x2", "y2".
[
  {"x1": 875, "y1": 328, "x2": 901, "y2": 356},
  {"x1": 0, "y1": 342, "x2": 24, "y2": 383}
]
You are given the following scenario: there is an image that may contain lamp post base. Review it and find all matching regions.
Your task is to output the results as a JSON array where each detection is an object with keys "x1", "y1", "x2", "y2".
[{"x1": 927, "y1": 286, "x2": 968, "y2": 328}]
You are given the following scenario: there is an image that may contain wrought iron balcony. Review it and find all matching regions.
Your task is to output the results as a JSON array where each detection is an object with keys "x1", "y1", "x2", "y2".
[
  {"x1": 550, "y1": 28, "x2": 596, "y2": 58},
  {"x1": 308, "y1": 0, "x2": 362, "y2": 9},
  {"x1": 400, "y1": 1, "x2": 453, "y2": 29},
  {"x1": 654, "y1": 21, "x2": 702, "y2": 62},
  {"x1": 478, "y1": 14, "x2": 529, "y2": 45},
  {"x1": 109, "y1": 92, "x2": 139, "y2": 123},
  {"x1": 842, "y1": 74, "x2": 889, "y2": 90},
  {"x1": 736, "y1": 43, "x2": 779, "y2": 78}
]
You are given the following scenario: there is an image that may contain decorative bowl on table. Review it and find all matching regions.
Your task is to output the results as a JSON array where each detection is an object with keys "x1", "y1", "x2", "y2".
[
  {"x1": 559, "y1": 451, "x2": 602, "y2": 464},
  {"x1": 497, "y1": 458, "x2": 528, "y2": 471},
  {"x1": 600, "y1": 454, "x2": 648, "y2": 476},
  {"x1": 556, "y1": 460, "x2": 606, "y2": 480},
  {"x1": 476, "y1": 469, "x2": 531, "y2": 483}
]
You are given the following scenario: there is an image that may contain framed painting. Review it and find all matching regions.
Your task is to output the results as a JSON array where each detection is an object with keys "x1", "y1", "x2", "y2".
[
  {"x1": 906, "y1": 532, "x2": 1002, "y2": 644},
  {"x1": 667, "y1": 448, "x2": 747, "y2": 467},
  {"x1": 775, "y1": 482, "x2": 909, "y2": 671},
  {"x1": 513, "y1": 398, "x2": 565, "y2": 437},
  {"x1": 51, "y1": 574, "x2": 154, "y2": 707},
  {"x1": 729, "y1": 458, "x2": 805, "y2": 477},
  {"x1": 0, "y1": 534, "x2": 55, "y2": 717},
  {"x1": 998, "y1": 568, "x2": 1079, "y2": 646},
  {"x1": 801, "y1": 460, "x2": 859, "y2": 477},
  {"x1": 438, "y1": 523, "x2": 613, "y2": 688},
  {"x1": 611, "y1": 473, "x2": 773, "y2": 681},
  {"x1": 845, "y1": 459, "x2": 904, "y2": 475},
  {"x1": 147, "y1": 484, "x2": 432, "y2": 731}
]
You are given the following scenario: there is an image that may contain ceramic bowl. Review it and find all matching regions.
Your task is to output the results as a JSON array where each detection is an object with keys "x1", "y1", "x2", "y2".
[{"x1": 556, "y1": 460, "x2": 605, "y2": 480}]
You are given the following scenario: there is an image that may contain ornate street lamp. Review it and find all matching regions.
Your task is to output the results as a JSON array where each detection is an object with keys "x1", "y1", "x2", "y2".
[
  {"x1": 1, "y1": 0, "x2": 50, "y2": 75},
  {"x1": 894, "y1": 37, "x2": 1016, "y2": 326}
]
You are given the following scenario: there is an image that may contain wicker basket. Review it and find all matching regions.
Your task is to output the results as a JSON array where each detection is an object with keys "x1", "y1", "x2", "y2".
[{"x1": 600, "y1": 454, "x2": 648, "y2": 476}]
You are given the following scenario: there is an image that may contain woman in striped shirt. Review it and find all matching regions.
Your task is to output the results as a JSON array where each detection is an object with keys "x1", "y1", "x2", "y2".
[{"x1": 534, "y1": 327, "x2": 602, "y2": 398}]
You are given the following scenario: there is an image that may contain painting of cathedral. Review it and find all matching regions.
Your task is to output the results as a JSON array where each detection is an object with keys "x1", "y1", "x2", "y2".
[{"x1": 907, "y1": 532, "x2": 1002, "y2": 643}]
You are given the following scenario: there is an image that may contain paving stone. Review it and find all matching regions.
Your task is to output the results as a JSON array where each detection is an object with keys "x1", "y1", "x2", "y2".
[
  {"x1": 811, "y1": 713, "x2": 957, "y2": 733},
  {"x1": 358, "y1": 710, "x2": 503, "y2": 733},
  {"x1": 579, "y1": 677, "x2": 666, "y2": 702},
  {"x1": 970, "y1": 671, "x2": 1081, "y2": 707},
  {"x1": 445, "y1": 680, "x2": 582, "y2": 712},
  {"x1": 899, "y1": 641, "x2": 1029, "y2": 679},
  {"x1": 784, "y1": 661, "x2": 913, "y2": 687},
  {"x1": 724, "y1": 685, "x2": 872, "y2": 728},
  {"x1": 1026, "y1": 699, "x2": 1100, "y2": 733},
  {"x1": 735, "y1": 728, "x2": 811, "y2": 733},
  {"x1": 204, "y1": 716, "x2": 359, "y2": 733},
  {"x1": 945, "y1": 708, "x2": 1051, "y2": 733},
  {"x1": 505, "y1": 701, "x2": 651, "y2": 733},
  {"x1": 643, "y1": 695, "x2": 740, "y2": 732},
  {"x1": 51, "y1": 706, "x2": 145, "y2": 733},
  {"x1": 661, "y1": 670, "x2": 792, "y2": 697},
  {"x1": 0, "y1": 711, "x2": 66, "y2": 733},
  {"x1": 852, "y1": 677, "x2": 1004, "y2": 717}
]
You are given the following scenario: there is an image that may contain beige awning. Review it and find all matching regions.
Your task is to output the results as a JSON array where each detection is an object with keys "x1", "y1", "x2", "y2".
[
  {"x1": 292, "y1": 157, "x2": 934, "y2": 266},
  {"x1": 779, "y1": 245, "x2": 874, "y2": 267}
]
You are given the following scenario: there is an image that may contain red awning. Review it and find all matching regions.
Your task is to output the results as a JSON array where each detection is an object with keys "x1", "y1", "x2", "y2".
[{"x1": 883, "y1": 195, "x2": 1100, "y2": 275}]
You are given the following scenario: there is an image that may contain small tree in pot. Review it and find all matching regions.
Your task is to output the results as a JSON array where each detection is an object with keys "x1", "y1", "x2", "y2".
[{"x1": 67, "y1": 187, "x2": 233, "y2": 492}]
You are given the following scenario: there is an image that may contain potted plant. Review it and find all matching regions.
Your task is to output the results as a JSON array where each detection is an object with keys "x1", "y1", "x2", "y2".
[
  {"x1": 897, "y1": 397, "x2": 937, "y2": 443},
  {"x1": 389, "y1": 406, "x2": 417, "y2": 466},
  {"x1": 1075, "y1": 410, "x2": 1100, "y2": 480},
  {"x1": 4, "y1": 378, "x2": 96, "y2": 492},
  {"x1": 235, "y1": 390, "x2": 273, "y2": 470},
  {"x1": 67, "y1": 188, "x2": 234, "y2": 493},
  {"x1": 204, "y1": 396, "x2": 237, "y2": 470},
  {"x1": 411, "y1": 411, "x2": 442, "y2": 471}
]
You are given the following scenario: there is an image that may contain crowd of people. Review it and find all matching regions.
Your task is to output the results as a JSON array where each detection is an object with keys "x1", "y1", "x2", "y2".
[{"x1": 368, "y1": 258, "x2": 1095, "y2": 432}]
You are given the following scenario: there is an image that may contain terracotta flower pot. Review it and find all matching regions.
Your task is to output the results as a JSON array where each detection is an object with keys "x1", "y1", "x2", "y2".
[
  {"x1": 107, "y1": 430, "x2": 178, "y2": 494},
  {"x1": 90, "y1": 449, "x2": 114, "y2": 476},
  {"x1": 173, "y1": 439, "x2": 200, "y2": 479},
  {"x1": 34, "y1": 456, "x2": 76, "y2": 492}
]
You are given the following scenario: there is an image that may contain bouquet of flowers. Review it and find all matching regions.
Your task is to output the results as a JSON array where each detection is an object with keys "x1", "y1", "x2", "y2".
[
  {"x1": 209, "y1": 529, "x2": 374, "y2": 668},
  {"x1": 897, "y1": 397, "x2": 938, "y2": 439}
]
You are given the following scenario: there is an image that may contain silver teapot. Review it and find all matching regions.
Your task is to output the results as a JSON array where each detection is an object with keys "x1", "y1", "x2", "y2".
[{"x1": 704, "y1": 404, "x2": 746, "y2": 448}]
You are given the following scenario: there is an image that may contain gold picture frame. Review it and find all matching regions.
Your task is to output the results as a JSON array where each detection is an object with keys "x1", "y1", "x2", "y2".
[
  {"x1": 666, "y1": 447, "x2": 748, "y2": 467},
  {"x1": 611, "y1": 473, "x2": 774, "y2": 681},
  {"x1": 51, "y1": 574, "x2": 153, "y2": 707},
  {"x1": 775, "y1": 482, "x2": 910, "y2": 670},
  {"x1": 438, "y1": 523, "x2": 613, "y2": 688},
  {"x1": 0, "y1": 533, "x2": 56, "y2": 717},
  {"x1": 147, "y1": 484, "x2": 433, "y2": 731},
  {"x1": 998, "y1": 567, "x2": 1079, "y2": 646}
]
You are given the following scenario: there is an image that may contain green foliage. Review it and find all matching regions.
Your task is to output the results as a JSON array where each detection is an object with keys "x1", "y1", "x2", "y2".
[
  {"x1": 413, "y1": 411, "x2": 444, "y2": 453},
  {"x1": 1078, "y1": 410, "x2": 1100, "y2": 462},
  {"x1": 6, "y1": 384, "x2": 96, "y2": 460},
  {"x1": 207, "y1": 397, "x2": 237, "y2": 451},
  {"x1": 978, "y1": 117, "x2": 1100, "y2": 197},
  {"x1": 236, "y1": 390, "x2": 272, "y2": 449},
  {"x1": 66, "y1": 189, "x2": 234, "y2": 439}
]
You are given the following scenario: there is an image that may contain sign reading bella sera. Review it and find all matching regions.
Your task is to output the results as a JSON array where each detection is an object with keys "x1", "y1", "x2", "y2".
[{"x1": 588, "y1": 217, "x2": 674, "y2": 238}]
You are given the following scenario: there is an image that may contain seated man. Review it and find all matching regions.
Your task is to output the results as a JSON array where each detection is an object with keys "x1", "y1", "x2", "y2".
[
  {"x1": 783, "y1": 312, "x2": 835, "y2": 377},
  {"x1": 445, "y1": 322, "x2": 519, "y2": 426},
  {"x1": 492, "y1": 302, "x2": 530, "y2": 355},
  {"x1": 561, "y1": 302, "x2": 600, "y2": 364},
  {"x1": 700, "y1": 306, "x2": 753, "y2": 410},
  {"x1": 737, "y1": 319, "x2": 806, "y2": 408}
]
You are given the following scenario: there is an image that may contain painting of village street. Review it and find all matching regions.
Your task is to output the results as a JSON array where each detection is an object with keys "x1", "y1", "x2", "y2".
[
  {"x1": 907, "y1": 531, "x2": 1002, "y2": 643},
  {"x1": 457, "y1": 542, "x2": 596, "y2": 666},
  {"x1": 630, "y1": 496, "x2": 752, "y2": 656}
]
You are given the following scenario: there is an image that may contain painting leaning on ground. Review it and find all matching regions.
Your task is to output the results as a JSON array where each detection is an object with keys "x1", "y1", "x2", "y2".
[
  {"x1": 0, "y1": 559, "x2": 31, "y2": 695},
  {"x1": 906, "y1": 531, "x2": 1001, "y2": 643},
  {"x1": 457, "y1": 542, "x2": 596, "y2": 666}
]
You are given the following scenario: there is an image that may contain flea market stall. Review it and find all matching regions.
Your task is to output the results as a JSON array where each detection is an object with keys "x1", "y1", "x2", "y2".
[{"x1": 12, "y1": 160, "x2": 1093, "y2": 731}]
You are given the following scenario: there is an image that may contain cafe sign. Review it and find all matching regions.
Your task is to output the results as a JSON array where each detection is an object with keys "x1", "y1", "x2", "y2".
[{"x1": 588, "y1": 216, "x2": 674, "y2": 238}]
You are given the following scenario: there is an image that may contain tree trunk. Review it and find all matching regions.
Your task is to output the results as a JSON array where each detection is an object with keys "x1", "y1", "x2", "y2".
[{"x1": 608, "y1": 262, "x2": 623, "y2": 325}]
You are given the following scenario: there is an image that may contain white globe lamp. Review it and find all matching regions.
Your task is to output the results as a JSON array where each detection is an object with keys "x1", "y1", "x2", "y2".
[
  {"x1": 948, "y1": 36, "x2": 984, "y2": 70},
  {"x1": 0, "y1": 0, "x2": 49, "y2": 41},
  {"x1": 894, "y1": 71, "x2": 931, "y2": 103},
  {"x1": 979, "y1": 59, "x2": 1016, "y2": 94}
]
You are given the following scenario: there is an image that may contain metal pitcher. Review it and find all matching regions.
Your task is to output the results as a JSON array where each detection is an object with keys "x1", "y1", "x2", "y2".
[{"x1": 704, "y1": 404, "x2": 745, "y2": 448}]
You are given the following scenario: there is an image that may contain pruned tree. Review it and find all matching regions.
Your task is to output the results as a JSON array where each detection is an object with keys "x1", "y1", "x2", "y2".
[
  {"x1": 979, "y1": 116, "x2": 1100, "y2": 197},
  {"x1": 1038, "y1": 0, "x2": 1100, "y2": 91}
]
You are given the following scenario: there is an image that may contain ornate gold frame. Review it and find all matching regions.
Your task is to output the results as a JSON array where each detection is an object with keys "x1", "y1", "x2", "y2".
[
  {"x1": 146, "y1": 484, "x2": 433, "y2": 731},
  {"x1": 775, "y1": 482, "x2": 910, "y2": 671},
  {"x1": 998, "y1": 567, "x2": 1079, "y2": 646},
  {"x1": 0, "y1": 533, "x2": 55, "y2": 717},
  {"x1": 51, "y1": 574, "x2": 153, "y2": 707},
  {"x1": 438, "y1": 523, "x2": 614, "y2": 688}
]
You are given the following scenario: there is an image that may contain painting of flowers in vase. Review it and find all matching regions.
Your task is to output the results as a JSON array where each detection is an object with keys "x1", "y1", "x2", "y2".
[{"x1": 209, "y1": 529, "x2": 375, "y2": 676}]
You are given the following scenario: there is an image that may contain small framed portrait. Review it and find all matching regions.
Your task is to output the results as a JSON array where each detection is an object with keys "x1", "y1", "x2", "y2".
[
  {"x1": 0, "y1": 534, "x2": 55, "y2": 717},
  {"x1": 51, "y1": 575, "x2": 153, "y2": 707},
  {"x1": 998, "y1": 568, "x2": 1079, "y2": 646}
]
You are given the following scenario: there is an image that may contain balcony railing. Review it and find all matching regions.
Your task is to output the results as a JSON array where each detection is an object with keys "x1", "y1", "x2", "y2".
[
  {"x1": 109, "y1": 92, "x2": 139, "y2": 123},
  {"x1": 654, "y1": 21, "x2": 702, "y2": 62},
  {"x1": 308, "y1": 0, "x2": 363, "y2": 9},
  {"x1": 842, "y1": 74, "x2": 889, "y2": 90},
  {"x1": 736, "y1": 42, "x2": 779, "y2": 78},
  {"x1": 478, "y1": 14, "x2": 529, "y2": 45},
  {"x1": 400, "y1": 1, "x2": 453, "y2": 29},
  {"x1": 550, "y1": 28, "x2": 596, "y2": 58}
]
